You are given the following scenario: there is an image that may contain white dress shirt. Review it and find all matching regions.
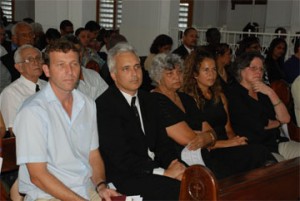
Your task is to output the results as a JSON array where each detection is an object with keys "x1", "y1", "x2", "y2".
[
  {"x1": 77, "y1": 67, "x2": 108, "y2": 100},
  {"x1": 0, "y1": 75, "x2": 47, "y2": 129}
]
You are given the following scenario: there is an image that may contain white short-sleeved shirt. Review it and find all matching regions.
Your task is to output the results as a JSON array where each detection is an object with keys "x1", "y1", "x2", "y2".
[
  {"x1": 14, "y1": 83, "x2": 99, "y2": 200},
  {"x1": 0, "y1": 75, "x2": 47, "y2": 129},
  {"x1": 77, "y1": 67, "x2": 108, "y2": 100}
]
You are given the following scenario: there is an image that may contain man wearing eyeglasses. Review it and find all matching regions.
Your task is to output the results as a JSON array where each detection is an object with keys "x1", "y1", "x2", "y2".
[
  {"x1": 0, "y1": 44, "x2": 46, "y2": 137},
  {"x1": 1, "y1": 21, "x2": 35, "y2": 82}
]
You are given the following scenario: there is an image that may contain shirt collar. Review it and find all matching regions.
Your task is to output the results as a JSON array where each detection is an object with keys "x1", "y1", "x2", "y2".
[
  {"x1": 119, "y1": 90, "x2": 138, "y2": 106},
  {"x1": 20, "y1": 75, "x2": 40, "y2": 91}
]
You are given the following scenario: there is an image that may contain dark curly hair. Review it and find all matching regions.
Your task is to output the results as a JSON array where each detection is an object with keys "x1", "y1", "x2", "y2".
[{"x1": 181, "y1": 48, "x2": 222, "y2": 109}]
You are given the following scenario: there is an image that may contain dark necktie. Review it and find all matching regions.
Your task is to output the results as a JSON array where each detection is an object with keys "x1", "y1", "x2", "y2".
[
  {"x1": 131, "y1": 97, "x2": 142, "y2": 130},
  {"x1": 35, "y1": 84, "x2": 40, "y2": 92}
]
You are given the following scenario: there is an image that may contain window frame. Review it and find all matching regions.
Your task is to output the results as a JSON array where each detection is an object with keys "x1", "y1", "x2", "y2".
[
  {"x1": 1, "y1": 0, "x2": 14, "y2": 23},
  {"x1": 179, "y1": 0, "x2": 194, "y2": 29},
  {"x1": 96, "y1": 0, "x2": 121, "y2": 30}
]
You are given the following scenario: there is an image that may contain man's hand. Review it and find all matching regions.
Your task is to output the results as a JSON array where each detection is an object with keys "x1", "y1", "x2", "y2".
[
  {"x1": 97, "y1": 186, "x2": 120, "y2": 201},
  {"x1": 164, "y1": 159, "x2": 186, "y2": 181}
]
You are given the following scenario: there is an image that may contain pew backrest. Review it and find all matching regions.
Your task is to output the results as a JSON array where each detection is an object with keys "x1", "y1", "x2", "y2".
[{"x1": 179, "y1": 157, "x2": 300, "y2": 200}]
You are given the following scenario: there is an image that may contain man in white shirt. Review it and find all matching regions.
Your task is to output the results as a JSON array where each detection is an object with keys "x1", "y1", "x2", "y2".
[
  {"x1": 0, "y1": 44, "x2": 47, "y2": 136},
  {"x1": 14, "y1": 39, "x2": 118, "y2": 201},
  {"x1": 77, "y1": 66, "x2": 108, "y2": 100}
]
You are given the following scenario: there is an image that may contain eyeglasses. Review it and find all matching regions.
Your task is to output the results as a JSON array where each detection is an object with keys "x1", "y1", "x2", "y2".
[
  {"x1": 247, "y1": 66, "x2": 265, "y2": 72},
  {"x1": 20, "y1": 56, "x2": 43, "y2": 64}
]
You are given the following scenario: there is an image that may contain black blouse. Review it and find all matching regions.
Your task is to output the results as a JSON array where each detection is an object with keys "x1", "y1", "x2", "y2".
[{"x1": 227, "y1": 83, "x2": 280, "y2": 153}]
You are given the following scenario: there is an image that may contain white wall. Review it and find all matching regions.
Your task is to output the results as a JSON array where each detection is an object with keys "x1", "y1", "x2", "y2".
[
  {"x1": 13, "y1": 0, "x2": 300, "y2": 54},
  {"x1": 35, "y1": 0, "x2": 96, "y2": 31},
  {"x1": 121, "y1": 0, "x2": 179, "y2": 56},
  {"x1": 14, "y1": 0, "x2": 35, "y2": 21}
]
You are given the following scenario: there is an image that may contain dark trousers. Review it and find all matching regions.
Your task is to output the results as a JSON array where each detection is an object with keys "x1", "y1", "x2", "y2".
[
  {"x1": 202, "y1": 144, "x2": 276, "y2": 180},
  {"x1": 115, "y1": 174, "x2": 180, "y2": 200}
]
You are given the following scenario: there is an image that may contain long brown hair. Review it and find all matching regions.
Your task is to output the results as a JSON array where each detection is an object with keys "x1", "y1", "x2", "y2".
[{"x1": 181, "y1": 47, "x2": 222, "y2": 110}]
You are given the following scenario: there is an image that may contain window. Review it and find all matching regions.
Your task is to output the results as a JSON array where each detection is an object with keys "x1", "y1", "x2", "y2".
[
  {"x1": 178, "y1": 0, "x2": 193, "y2": 29},
  {"x1": 1, "y1": 0, "x2": 14, "y2": 22},
  {"x1": 97, "y1": 0, "x2": 122, "y2": 29}
]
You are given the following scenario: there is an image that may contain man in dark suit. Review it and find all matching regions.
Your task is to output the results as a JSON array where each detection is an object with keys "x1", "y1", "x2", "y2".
[
  {"x1": 172, "y1": 27, "x2": 198, "y2": 60},
  {"x1": 96, "y1": 43, "x2": 185, "y2": 200}
]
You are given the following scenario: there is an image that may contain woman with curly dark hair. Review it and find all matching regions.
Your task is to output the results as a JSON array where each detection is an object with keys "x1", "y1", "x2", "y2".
[{"x1": 182, "y1": 49, "x2": 239, "y2": 141}]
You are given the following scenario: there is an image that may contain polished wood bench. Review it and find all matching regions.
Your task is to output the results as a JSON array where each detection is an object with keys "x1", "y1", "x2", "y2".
[
  {"x1": 179, "y1": 157, "x2": 300, "y2": 200},
  {"x1": 1, "y1": 137, "x2": 18, "y2": 200}
]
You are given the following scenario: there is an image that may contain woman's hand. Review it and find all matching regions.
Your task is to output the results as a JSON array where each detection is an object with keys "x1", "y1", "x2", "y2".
[
  {"x1": 264, "y1": 119, "x2": 281, "y2": 129},
  {"x1": 187, "y1": 130, "x2": 214, "y2": 150},
  {"x1": 251, "y1": 80, "x2": 273, "y2": 95},
  {"x1": 226, "y1": 136, "x2": 248, "y2": 147}
]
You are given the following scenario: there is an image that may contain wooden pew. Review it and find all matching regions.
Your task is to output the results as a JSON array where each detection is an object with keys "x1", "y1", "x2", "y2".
[
  {"x1": 179, "y1": 157, "x2": 300, "y2": 200},
  {"x1": 1, "y1": 137, "x2": 18, "y2": 201}
]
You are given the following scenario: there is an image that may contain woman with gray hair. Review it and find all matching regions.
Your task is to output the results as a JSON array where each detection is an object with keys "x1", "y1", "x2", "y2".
[
  {"x1": 227, "y1": 51, "x2": 300, "y2": 162},
  {"x1": 149, "y1": 53, "x2": 276, "y2": 179}
]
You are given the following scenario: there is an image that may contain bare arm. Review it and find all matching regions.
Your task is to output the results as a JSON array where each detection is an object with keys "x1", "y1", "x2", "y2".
[
  {"x1": 165, "y1": 121, "x2": 214, "y2": 150},
  {"x1": 221, "y1": 93, "x2": 237, "y2": 139},
  {"x1": 89, "y1": 149, "x2": 119, "y2": 201},
  {"x1": 252, "y1": 81, "x2": 290, "y2": 123},
  {"x1": 27, "y1": 163, "x2": 87, "y2": 201}
]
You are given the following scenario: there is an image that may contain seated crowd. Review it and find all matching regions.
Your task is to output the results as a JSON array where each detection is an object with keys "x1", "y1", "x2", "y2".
[{"x1": 0, "y1": 18, "x2": 299, "y2": 201}]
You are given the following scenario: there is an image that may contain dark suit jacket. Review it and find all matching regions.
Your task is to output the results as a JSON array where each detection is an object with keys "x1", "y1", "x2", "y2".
[
  {"x1": 96, "y1": 86, "x2": 178, "y2": 184},
  {"x1": 0, "y1": 49, "x2": 20, "y2": 82},
  {"x1": 172, "y1": 44, "x2": 189, "y2": 60}
]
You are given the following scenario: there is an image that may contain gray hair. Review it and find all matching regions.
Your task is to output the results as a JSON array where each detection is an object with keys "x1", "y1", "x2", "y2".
[
  {"x1": 149, "y1": 53, "x2": 184, "y2": 86},
  {"x1": 233, "y1": 51, "x2": 265, "y2": 82},
  {"x1": 31, "y1": 22, "x2": 44, "y2": 33},
  {"x1": 107, "y1": 42, "x2": 139, "y2": 72},
  {"x1": 14, "y1": 44, "x2": 42, "y2": 63},
  {"x1": 11, "y1": 22, "x2": 32, "y2": 36}
]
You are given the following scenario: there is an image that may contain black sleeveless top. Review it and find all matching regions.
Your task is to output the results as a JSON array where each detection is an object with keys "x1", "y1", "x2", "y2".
[{"x1": 201, "y1": 96, "x2": 228, "y2": 140}]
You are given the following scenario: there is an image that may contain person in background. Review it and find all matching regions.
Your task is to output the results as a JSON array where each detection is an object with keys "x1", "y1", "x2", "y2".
[
  {"x1": 44, "y1": 28, "x2": 61, "y2": 50},
  {"x1": 0, "y1": 44, "x2": 47, "y2": 136},
  {"x1": 1, "y1": 21, "x2": 35, "y2": 82},
  {"x1": 275, "y1": 27, "x2": 287, "y2": 39},
  {"x1": 14, "y1": 39, "x2": 119, "y2": 201},
  {"x1": 0, "y1": 23, "x2": 11, "y2": 93},
  {"x1": 85, "y1": 20, "x2": 102, "y2": 52},
  {"x1": 236, "y1": 36, "x2": 261, "y2": 57},
  {"x1": 96, "y1": 43, "x2": 184, "y2": 200},
  {"x1": 144, "y1": 34, "x2": 173, "y2": 72},
  {"x1": 173, "y1": 27, "x2": 198, "y2": 60},
  {"x1": 212, "y1": 43, "x2": 235, "y2": 93},
  {"x1": 203, "y1": 27, "x2": 221, "y2": 54},
  {"x1": 265, "y1": 37, "x2": 287, "y2": 83},
  {"x1": 31, "y1": 22, "x2": 46, "y2": 50},
  {"x1": 283, "y1": 38, "x2": 300, "y2": 84},
  {"x1": 59, "y1": 19, "x2": 74, "y2": 36},
  {"x1": 291, "y1": 75, "x2": 300, "y2": 127},
  {"x1": 227, "y1": 51, "x2": 300, "y2": 162}
]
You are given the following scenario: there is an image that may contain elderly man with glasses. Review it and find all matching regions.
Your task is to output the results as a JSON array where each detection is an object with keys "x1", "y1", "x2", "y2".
[{"x1": 0, "y1": 44, "x2": 46, "y2": 137}]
